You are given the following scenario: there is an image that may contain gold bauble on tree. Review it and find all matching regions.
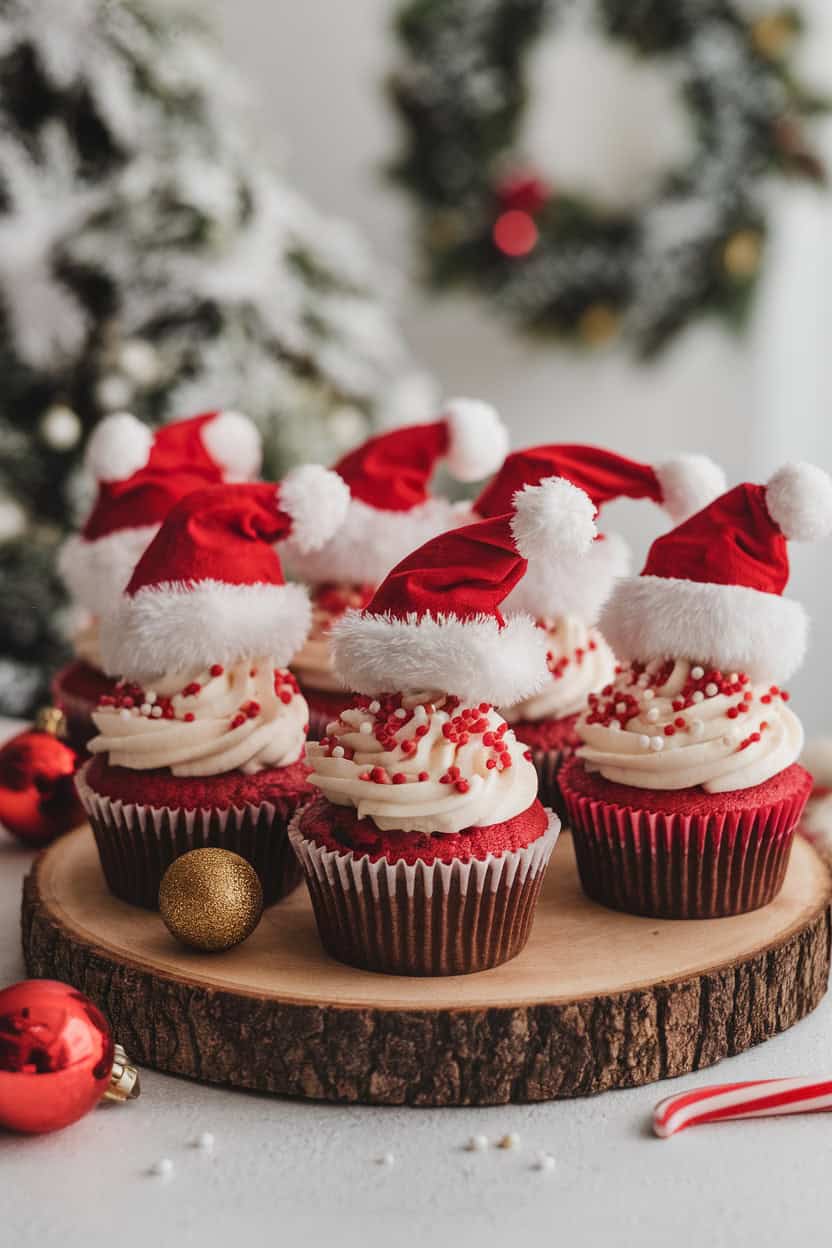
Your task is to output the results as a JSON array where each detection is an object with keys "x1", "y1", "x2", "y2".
[
  {"x1": 159, "y1": 849, "x2": 264, "y2": 952},
  {"x1": 723, "y1": 229, "x2": 763, "y2": 280},
  {"x1": 577, "y1": 303, "x2": 620, "y2": 346},
  {"x1": 751, "y1": 13, "x2": 796, "y2": 60}
]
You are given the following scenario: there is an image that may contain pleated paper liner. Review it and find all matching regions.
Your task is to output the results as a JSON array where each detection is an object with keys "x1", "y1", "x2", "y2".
[
  {"x1": 289, "y1": 808, "x2": 560, "y2": 976},
  {"x1": 76, "y1": 761, "x2": 303, "y2": 910},
  {"x1": 528, "y1": 746, "x2": 571, "y2": 818},
  {"x1": 559, "y1": 758, "x2": 814, "y2": 919}
]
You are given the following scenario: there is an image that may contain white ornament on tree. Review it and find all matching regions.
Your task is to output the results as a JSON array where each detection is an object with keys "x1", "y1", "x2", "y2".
[
  {"x1": 0, "y1": 497, "x2": 26, "y2": 542},
  {"x1": 118, "y1": 339, "x2": 160, "y2": 387},
  {"x1": 95, "y1": 374, "x2": 134, "y2": 412},
  {"x1": 39, "y1": 403, "x2": 82, "y2": 451}
]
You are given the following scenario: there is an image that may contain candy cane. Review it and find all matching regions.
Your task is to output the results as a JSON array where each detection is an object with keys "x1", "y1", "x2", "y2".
[{"x1": 653, "y1": 1077, "x2": 832, "y2": 1138}]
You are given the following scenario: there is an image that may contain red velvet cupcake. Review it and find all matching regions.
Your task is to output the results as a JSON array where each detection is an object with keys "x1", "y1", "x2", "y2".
[
  {"x1": 290, "y1": 480, "x2": 596, "y2": 976},
  {"x1": 565, "y1": 462, "x2": 832, "y2": 919},
  {"x1": 284, "y1": 403, "x2": 509, "y2": 738},
  {"x1": 472, "y1": 445, "x2": 725, "y2": 809},
  {"x1": 77, "y1": 471, "x2": 349, "y2": 910},
  {"x1": 56, "y1": 410, "x2": 265, "y2": 748}
]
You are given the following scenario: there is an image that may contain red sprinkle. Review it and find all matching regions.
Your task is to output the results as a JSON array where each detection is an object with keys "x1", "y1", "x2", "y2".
[
  {"x1": 184, "y1": 712, "x2": 194, "y2": 722},
  {"x1": 210, "y1": 664, "x2": 224, "y2": 677},
  {"x1": 486, "y1": 759, "x2": 497, "y2": 770},
  {"x1": 231, "y1": 713, "x2": 246, "y2": 729},
  {"x1": 392, "y1": 773, "x2": 407, "y2": 785},
  {"x1": 418, "y1": 771, "x2": 429, "y2": 782},
  {"x1": 664, "y1": 725, "x2": 676, "y2": 736},
  {"x1": 183, "y1": 682, "x2": 201, "y2": 697},
  {"x1": 455, "y1": 779, "x2": 470, "y2": 793}
]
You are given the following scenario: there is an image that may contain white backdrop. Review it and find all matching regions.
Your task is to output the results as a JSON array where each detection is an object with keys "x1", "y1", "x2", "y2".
[{"x1": 214, "y1": 0, "x2": 832, "y2": 733}]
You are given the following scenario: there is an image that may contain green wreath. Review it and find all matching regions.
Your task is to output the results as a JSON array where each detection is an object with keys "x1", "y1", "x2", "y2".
[{"x1": 390, "y1": 0, "x2": 826, "y2": 355}]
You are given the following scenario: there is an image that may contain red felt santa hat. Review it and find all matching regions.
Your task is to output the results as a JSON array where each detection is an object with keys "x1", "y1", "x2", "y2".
[
  {"x1": 331, "y1": 476, "x2": 597, "y2": 705},
  {"x1": 473, "y1": 444, "x2": 725, "y2": 621},
  {"x1": 600, "y1": 463, "x2": 832, "y2": 684},
  {"x1": 99, "y1": 470, "x2": 350, "y2": 680},
  {"x1": 283, "y1": 399, "x2": 509, "y2": 586},
  {"x1": 58, "y1": 410, "x2": 263, "y2": 615}
]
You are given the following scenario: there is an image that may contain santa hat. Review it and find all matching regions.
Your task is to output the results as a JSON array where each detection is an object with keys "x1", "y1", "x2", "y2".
[
  {"x1": 58, "y1": 410, "x2": 263, "y2": 615},
  {"x1": 600, "y1": 463, "x2": 832, "y2": 684},
  {"x1": 99, "y1": 469, "x2": 350, "y2": 680},
  {"x1": 473, "y1": 444, "x2": 726, "y2": 621},
  {"x1": 283, "y1": 399, "x2": 509, "y2": 586},
  {"x1": 331, "y1": 476, "x2": 597, "y2": 705}
]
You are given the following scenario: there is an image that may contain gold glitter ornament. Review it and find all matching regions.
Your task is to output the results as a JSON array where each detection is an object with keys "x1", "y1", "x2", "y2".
[
  {"x1": 751, "y1": 13, "x2": 796, "y2": 60},
  {"x1": 159, "y1": 849, "x2": 263, "y2": 952},
  {"x1": 723, "y1": 230, "x2": 763, "y2": 279},
  {"x1": 577, "y1": 304, "x2": 620, "y2": 346}
]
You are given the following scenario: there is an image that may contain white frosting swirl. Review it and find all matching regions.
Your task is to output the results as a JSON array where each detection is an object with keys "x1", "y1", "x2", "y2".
[
  {"x1": 503, "y1": 616, "x2": 616, "y2": 722},
  {"x1": 576, "y1": 658, "x2": 803, "y2": 793},
  {"x1": 89, "y1": 659, "x2": 308, "y2": 777},
  {"x1": 308, "y1": 692, "x2": 538, "y2": 835}
]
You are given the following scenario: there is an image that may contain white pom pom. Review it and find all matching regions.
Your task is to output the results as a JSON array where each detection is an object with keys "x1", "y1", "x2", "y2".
[
  {"x1": 279, "y1": 465, "x2": 350, "y2": 553},
  {"x1": 443, "y1": 398, "x2": 509, "y2": 482},
  {"x1": 85, "y1": 412, "x2": 153, "y2": 483},
  {"x1": 201, "y1": 410, "x2": 262, "y2": 481},
  {"x1": 766, "y1": 462, "x2": 832, "y2": 541},
  {"x1": 655, "y1": 454, "x2": 726, "y2": 522},
  {"x1": 511, "y1": 476, "x2": 596, "y2": 562}
]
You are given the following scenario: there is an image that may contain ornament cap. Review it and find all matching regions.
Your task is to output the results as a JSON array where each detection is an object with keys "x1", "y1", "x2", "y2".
[
  {"x1": 34, "y1": 705, "x2": 68, "y2": 738},
  {"x1": 104, "y1": 1043, "x2": 141, "y2": 1102}
]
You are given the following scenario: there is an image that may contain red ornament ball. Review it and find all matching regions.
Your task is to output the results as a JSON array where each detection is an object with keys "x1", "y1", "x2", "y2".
[
  {"x1": 495, "y1": 172, "x2": 550, "y2": 217},
  {"x1": 0, "y1": 729, "x2": 83, "y2": 847},
  {"x1": 493, "y1": 210, "x2": 539, "y2": 258},
  {"x1": 0, "y1": 979, "x2": 114, "y2": 1134}
]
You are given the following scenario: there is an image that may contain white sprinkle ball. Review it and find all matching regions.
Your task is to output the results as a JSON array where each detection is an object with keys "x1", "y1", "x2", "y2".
[
  {"x1": 615, "y1": 702, "x2": 627, "y2": 715},
  {"x1": 650, "y1": 737, "x2": 665, "y2": 752},
  {"x1": 466, "y1": 1134, "x2": 489, "y2": 1152},
  {"x1": 150, "y1": 706, "x2": 163, "y2": 718},
  {"x1": 705, "y1": 683, "x2": 718, "y2": 697},
  {"x1": 326, "y1": 720, "x2": 340, "y2": 735},
  {"x1": 413, "y1": 705, "x2": 427, "y2": 723},
  {"x1": 369, "y1": 701, "x2": 380, "y2": 714},
  {"x1": 729, "y1": 673, "x2": 738, "y2": 684},
  {"x1": 610, "y1": 720, "x2": 622, "y2": 732},
  {"x1": 377, "y1": 1153, "x2": 395, "y2": 1168},
  {"x1": 394, "y1": 707, "x2": 407, "y2": 719},
  {"x1": 145, "y1": 691, "x2": 157, "y2": 704},
  {"x1": 643, "y1": 689, "x2": 655, "y2": 701},
  {"x1": 140, "y1": 703, "x2": 151, "y2": 716},
  {"x1": 646, "y1": 707, "x2": 660, "y2": 723},
  {"x1": 194, "y1": 1132, "x2": 215, "y2": 1152},
  {"x1": 691, "y1": 720, "x2": 705, "y2": 738},
  {"x1": 691, "y1": 666, "x2": 704, "y2": 680},
  {"x1": 359, "y1": 721, "x2": 372, "y2": 735},
  {"x1": 534, "y1": 1153, "x2": 556, "y2": 1173},
  {"x1": 150, "y1": 1158, "x2": 174, "y2": 1178},
  {"x1": 497, "y1": 1132, "x2": 520, "y2": 1150},
  {"x1": 332, "y1": 745, "x2": 345, "y2": 758},
  {"x1": 692, "y1": 690, "x2": 705, "y2": 704},
  {"x1": 639, "y1": 735, "x2": 651, "y2": 749}
]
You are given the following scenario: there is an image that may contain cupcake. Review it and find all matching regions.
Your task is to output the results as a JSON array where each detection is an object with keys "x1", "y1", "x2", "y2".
[
  {"x1": 560, "y1": 462, "x2": 832, "y2": 918},
  {"x1": 283, "y1": 400, "x2": 508, "y2": 738},
  {"x1": 75, "y1": 469, "x2": 349, "y2": 908},
  {"x1": 290, "y1": 475, "x2": 599, "y2": 975},
  {"x1": 473, "y1": 445, "x2": 725, "y2": 808},
  {"x1": 55, "y1": 409, "x2": 262, "y2": 748}
]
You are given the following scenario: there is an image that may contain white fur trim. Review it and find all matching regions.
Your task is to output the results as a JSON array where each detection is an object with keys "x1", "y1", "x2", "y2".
[
  {"x1": 443, "y1": 398, "x2": 509, "y2": 482},
  {"x1": 654, "y1": 454, "x2": 726, "y2": 522},
  {"x1": 766, "y1": 462, "x2": 832, "y2": 541},
  {"x1": 600, "y1": 575, "x2": 808, "y2": 684},
  {"x1": 279, "y1": 465, "x2": 350, "y2": 554},
  {"x1": 85, "y1": 413, "x2": 152, "y2": 483},
  {"x1": 99, "y1": 580, "x2": 311, "y2": 679},
  {"x1": 503, "y1": 532, "x2": 630, "y2": 623},
  {"x1": 331, "y1": 610, "x2": 548, "y2": 704},
  {"x1": 282, "y1": 496, "x2": 470, "y2": 586},
  {"x1": 200, "y1": 410, "x2": 262, "y2": 481},
  {"x1": 801, "y1": 738, "x2": 832, "y2": 787},
  {"x1": 511, "y1": 477, "x2": 596, "y2": 562},
  {"x1": 57, "y1": 525, "x2": 159, "y2": 615}
]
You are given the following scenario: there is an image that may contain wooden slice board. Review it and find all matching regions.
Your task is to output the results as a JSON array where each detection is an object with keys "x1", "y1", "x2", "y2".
[{"x1": 22, "y1": 826, "x2": 832, "y2": 1106}]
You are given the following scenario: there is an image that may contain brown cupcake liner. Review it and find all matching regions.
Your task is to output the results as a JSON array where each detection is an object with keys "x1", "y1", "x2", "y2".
[
  {"x1": 529, "y1": 746, "x2": 571, "y2": 819},
  {"x1": 561, "y1": 779, "x2": 811, "y2": 919},
  {"x1": 76, "y1": 761, "x2": 304, "y2": 910},
  {"x1": 289, "y1": 809, "x2": 560, "y2": 976}
]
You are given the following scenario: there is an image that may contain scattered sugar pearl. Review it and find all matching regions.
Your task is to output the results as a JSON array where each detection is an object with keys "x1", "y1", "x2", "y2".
[
  {"x1": 150, "y1": 705, "x2": 163, "y2": 718},
  {"x1": 705, "y1": 683, "x2": 718, "y2": 697},
  {"x1": 642, "y1": 689, "x2": 655, "y2": 701},
  {"x1": 691, "y1": 665, "x2": 704, "y2": 680},
  {"x1": 466, "y1": 1134, "x2": 489, "y2": 1152},
  {"x1": 615, "y1": 702, "x2": 627, "y2": 715},
  {"x1": 413, "y1": 705, "x2": 427, "y2": 723},
  {"x1": 394, "y1": 707, "x2": 407, "y2": 719},
  {"x1": 609, "y1": 720, "x2": 623, "y2": 732},
  {"x1": 140, "y1": 703, "x2": 152, "y2": 716},
  {"x1": 359, "y1": 722, "x2": 372, "y2": 735},
  {"x1": 368, "y1": 701, "x2": 380, "y2": 714},
  {"x1": 332, "y1": 745, "x2": 345, "y2": 759},
  {"x1": 150, "y1": 1158, "x2": 174, "y2": 1178},
  {"x1": 650, "y1": 737, "x2": 664, "y2": 752},
  {"x1": 639, "y1": 735, "x2": 651, "y2": 750},
  {"x1": 646, "y1": 707, "x2": 659, "y2": 723},
  {"x1": 533, "y1": 1153, "x2": 556, "y2": 1173},
  {"x1": 692, "y1": 690, "x2": 705, "y2": 704},
  {"x1": 145, "y1": 690, "x2": 157, "y2": 704},
  {"x1": 193, "y1": 1132, "x2": 215, "y2": 1152},
  {"x1": 729, "y1": 673, "x2": 738, "y2": 684},
  {"x1": 377, "y1": 1153, "x2": 395, "y2": 1168},
  {"x1": 497, "y1": 1133, "x2": 520, "y2": 1150}
]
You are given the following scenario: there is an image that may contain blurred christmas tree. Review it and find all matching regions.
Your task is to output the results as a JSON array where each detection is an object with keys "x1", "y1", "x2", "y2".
[{"x1": 0, "y1": 0, "x2": 421, "y2": 716}]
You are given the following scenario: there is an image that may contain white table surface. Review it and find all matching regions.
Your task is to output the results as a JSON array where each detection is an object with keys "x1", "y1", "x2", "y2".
[{"x1": 1, "y1": 721, "x2": 831, "y2": 1248}]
